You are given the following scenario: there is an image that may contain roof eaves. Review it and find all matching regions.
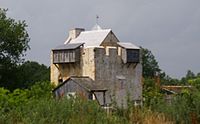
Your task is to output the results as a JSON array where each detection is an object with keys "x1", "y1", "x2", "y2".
[
  {"x1": 117, "y1": 42, "x2": 140, "y2": 49},
  {"x1": 52, "y1": 78, "x2": 71, "y2": 92},
  {"x1": 161, "y1": 88, "x2": 178, "y2": 94},
  {"x1": 52, "y1": 43, "x2": 84, "y2": 51},
  {"x1": 71, "y1": 78, "x2": 92, "y2": 92}
]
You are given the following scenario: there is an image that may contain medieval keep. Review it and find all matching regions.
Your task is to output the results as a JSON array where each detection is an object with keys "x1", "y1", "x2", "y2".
[{"x1": 51, "y1": 25, "x2": 142, "y2": 107}]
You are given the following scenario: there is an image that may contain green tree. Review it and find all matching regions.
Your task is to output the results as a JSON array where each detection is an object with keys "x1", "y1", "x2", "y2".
[
  {"x1": 16, "y1": 61, "x2": 50, "y2": 88},
  {"x1": 0, "y1": 9, "x2": 30, "y2": 89},
  {"x1": 181, "y1": 70, "x2": 196, "y2": 84},
  {"x1": 186, "y1": 70, "x2": 195, "y2": 80},
  {"x1": 141, "y1": 47, "x2": 161, "y2": 78},
  {"x1": 197, "y1": 72, "x2": 200, "y2": 77},
  {"x1": 140, "y1": 47, "x2": 179, "y2": 85},
  {"x1": 188, "y1": 77, "x2": 200, "y2": 90},
  {"x1": 0, "y1": 9, "x2": 29, "y2": 64}
]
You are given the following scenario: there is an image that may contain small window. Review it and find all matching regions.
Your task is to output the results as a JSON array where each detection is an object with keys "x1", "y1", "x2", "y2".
[
  {"x1": 88, "y1": 93, "x2": 93, "y2": 100},
  {"x1": 122, "y1": 49, "x2": 140, "y2": 63},
  {"x1": 127, "y1": 49, "x2": 140, "y2": 63}
]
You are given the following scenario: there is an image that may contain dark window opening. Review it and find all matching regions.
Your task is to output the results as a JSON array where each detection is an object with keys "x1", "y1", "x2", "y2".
[
  {"x1": 126, "y1": 49, "x2": 140, "y2": 63},
  {"x1": 88, "y1": 93, "x2": 93, "y2": 100}
]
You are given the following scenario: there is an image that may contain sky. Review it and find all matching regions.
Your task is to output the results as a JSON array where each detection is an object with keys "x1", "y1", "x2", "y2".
[{"x1": 0, "y1": 0, "x2": 200, "y2": 78}]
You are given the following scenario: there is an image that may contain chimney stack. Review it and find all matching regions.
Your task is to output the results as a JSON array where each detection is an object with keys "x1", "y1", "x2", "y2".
[
  {"x1": 69, "y1": 28, "x2": 85, "y2": 39},
  {"x1": 65, "y1": 28, "x2": 85, "y2": 44}
]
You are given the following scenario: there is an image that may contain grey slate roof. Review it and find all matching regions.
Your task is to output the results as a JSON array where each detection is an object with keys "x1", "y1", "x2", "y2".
[
  {"x1": 118, "y1": 42, "x2": 140, "y2": 49},
  {"x1": 52, "y1": 43, "x2": 84, "y2": 51},
  {"x1": 71, "y1": 76, "x2": 107, "y2": 92},
  {"x1": 53, "y1": 76, "x2": 107, "y2": 92}
]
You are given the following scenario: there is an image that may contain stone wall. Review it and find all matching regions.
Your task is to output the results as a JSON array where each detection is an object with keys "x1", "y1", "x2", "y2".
[
  {"x1": 51, "y1": 46, "x2": 142, "y2": 106},
  {"x1": 93, "y1": 47, "x2": 142, "y2": 106}
]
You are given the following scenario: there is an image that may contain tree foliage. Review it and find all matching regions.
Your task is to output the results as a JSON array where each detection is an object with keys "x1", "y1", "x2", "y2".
[
  {"x1": 0, "y1": 60, "x2": 50, "y2": 90},
  {"x1": 143, "y1": 78, "x2": 163, "y2": 107},
  {"x1": 188, "y1": 77, "x2": 200, "y2": 90},
  {"x1": 0, "y1": 9, "x2": 30, "y2": 89},
  {"x1": 141, "y1": 47, "x2": 161, "y2": 78},
  {"x1": 0, "y1": 9, "x2": 30, "y2": 63},
  {"x1": 16, "y1": 61, "x2": 50, "y2": 89}
]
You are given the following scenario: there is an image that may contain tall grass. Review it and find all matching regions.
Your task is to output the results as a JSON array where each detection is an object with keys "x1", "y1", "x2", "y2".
[
  {"x1": 1, "y1": 81, "x2": 200, "y2": 123},
  {"x1": 0, "y1": 98, "x2": 174, "y2": 124},
  {"x1": 0, "y1": 97, "x2": 113, "y2": 124}
]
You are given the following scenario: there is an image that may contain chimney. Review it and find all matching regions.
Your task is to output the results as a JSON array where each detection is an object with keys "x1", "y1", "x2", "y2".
[
  {"x1": 69, "y1": 28, "x2": 85, "y2": 39},
  {"x1": 65, "y1": 28, "x2": 85, "y2": 44}
]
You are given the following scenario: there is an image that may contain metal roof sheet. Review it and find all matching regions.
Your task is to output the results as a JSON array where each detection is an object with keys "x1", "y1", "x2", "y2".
[
  {"x1": 67, "y1": 29, "x2": 111, "y2": 47},
  {"x1": 52, "y1": 43, "x2": 84, "y2": 50},
  {"x1": 118, "y1": 42, "x2": 140, "y2": 49}
]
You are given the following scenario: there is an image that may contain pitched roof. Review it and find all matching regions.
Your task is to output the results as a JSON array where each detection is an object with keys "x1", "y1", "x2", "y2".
[
  {"x1": 161, "y1": 85, "x2": 193, "y2": 94},
  {"x1": 67, "y1": 29, "x2": 111, "y2": 47},
  {"x1": 70, "y1": 76, "x2": 107, "y2": 91},
  {"x1": 118, "y1": 42, "x2": 140, "y2": 49},
  {"x1": 52, "y1": 43, "x2": 84, "y2": 51},
  {"x1": 52, "y1": 76, "x2": 107, "y2": 92}
]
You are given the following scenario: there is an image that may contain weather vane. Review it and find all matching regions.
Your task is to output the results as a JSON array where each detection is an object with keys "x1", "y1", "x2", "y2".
[{"x1": 96, "y1": 15, "x2": 99, "y2": 25}]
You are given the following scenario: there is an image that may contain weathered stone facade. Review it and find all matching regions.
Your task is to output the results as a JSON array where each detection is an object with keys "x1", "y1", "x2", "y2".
[{"x1": 51, "y1": 27, "x2": 142, "y2": 106}]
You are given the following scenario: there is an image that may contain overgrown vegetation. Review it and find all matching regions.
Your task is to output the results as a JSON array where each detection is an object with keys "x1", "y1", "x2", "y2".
[
  {"x1": 0, "y1": 81, "x2": 173, "y2": 124},
  {"x1": 143, "y1": 77, "x2": 200, "y2": 123},
  {"x1": 0, "y1": 77, "x2": 200, "y2": 123}
]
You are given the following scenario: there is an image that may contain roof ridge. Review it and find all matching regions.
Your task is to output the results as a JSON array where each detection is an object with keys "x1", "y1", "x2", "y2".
[{"x1": 83, "y1": 29, "x2": 111, "y2": 33}]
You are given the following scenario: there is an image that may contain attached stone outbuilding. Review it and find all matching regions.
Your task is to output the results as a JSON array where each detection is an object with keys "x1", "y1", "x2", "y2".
[{"x1": 52, "y1": 76, "x2": 107, "y2": 106}]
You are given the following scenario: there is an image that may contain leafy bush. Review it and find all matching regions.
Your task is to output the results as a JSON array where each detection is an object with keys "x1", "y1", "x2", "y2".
[{"x1": 143, "y1": 78, "x2": 163, "y2": 108}]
